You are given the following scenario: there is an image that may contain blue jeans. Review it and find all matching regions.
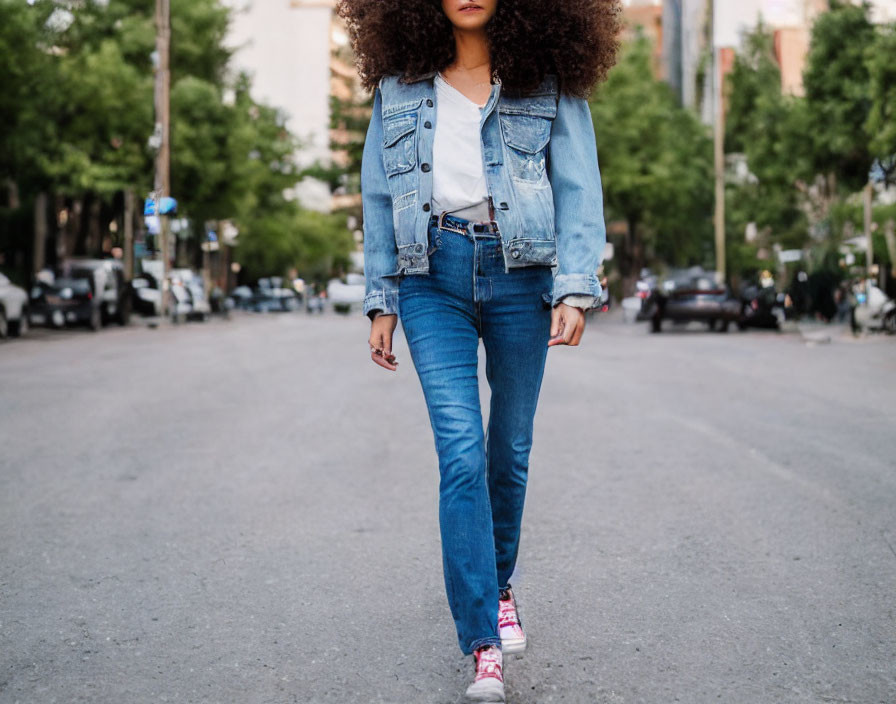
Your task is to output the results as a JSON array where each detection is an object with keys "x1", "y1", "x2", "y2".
[{"x1": 398, "y1": 215, "x2": 553, "y2": 655}]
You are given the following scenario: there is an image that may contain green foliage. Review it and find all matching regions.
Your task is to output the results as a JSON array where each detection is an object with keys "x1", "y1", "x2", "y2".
[
  {"x1": 866, "y1": 25, "x2": 896, "y2": 184},
  {"x1": 803, "y1": 0, "x2": 876, "y2": 192},
  {"x1": 724, "y1": 21, "x2": 780, "y2": 155},
  {"x1": 235, "y1": 206, "x2": 353, "y2": 284},
  {"x1": 0, "y1": 0, "x2": 59, "y2": 188},
  {"x1": 0, "y1": 0, "x2": 354, "y2": 285},
  {"x1": 53, "y1": 38, "x2": 154, "y2": 194},
  {"x1": 589, "y1": 34, "x2": 713, "y2": 276},
  {"x1": 723, "y1": 23, "x2": 810, "y2": 267}
]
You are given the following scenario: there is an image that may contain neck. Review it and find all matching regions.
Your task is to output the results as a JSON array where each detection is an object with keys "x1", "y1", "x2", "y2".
[{"x1": 451, "y1": 28, "x2": 490, "y2": 72}]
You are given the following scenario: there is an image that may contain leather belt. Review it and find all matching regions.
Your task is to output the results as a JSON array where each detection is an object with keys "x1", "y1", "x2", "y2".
[{"x1": 432, "y1": 212, "x2": 499, "y2": 236}]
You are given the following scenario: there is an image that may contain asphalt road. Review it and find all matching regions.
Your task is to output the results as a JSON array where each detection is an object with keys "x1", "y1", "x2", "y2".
[{"x1": 1, "y1": 312, "x2": 894, "y2": 704}]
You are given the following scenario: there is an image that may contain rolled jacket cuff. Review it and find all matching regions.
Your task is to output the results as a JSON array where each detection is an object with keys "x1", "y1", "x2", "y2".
[
  {"x1": 551, "y1": 273, "x2": 602, "y2": 308},
  {"x1": 363, "y1": 287, "x2": 400, "y2": 319},
  {"x1": 559, "y1": 294, "x2": 598, "y2": 310}
]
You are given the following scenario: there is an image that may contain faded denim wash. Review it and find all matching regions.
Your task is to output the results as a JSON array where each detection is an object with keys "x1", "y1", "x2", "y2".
[
  {"x1": 398, "y1": 215, "x2": 553, "y2": 655},
  {"x1": 361, "y1": 71, "x2": 607, "y2": 319}
]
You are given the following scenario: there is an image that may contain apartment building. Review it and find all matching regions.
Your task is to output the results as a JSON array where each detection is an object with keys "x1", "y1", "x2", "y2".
[{"x1": 227, "y1": 0, "x2": 337, "y2": 211}]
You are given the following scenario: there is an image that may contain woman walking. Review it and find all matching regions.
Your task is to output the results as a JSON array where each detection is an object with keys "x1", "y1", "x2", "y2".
[{"x1": 338, "y1": 0, "x2": 620, "y2": 700}]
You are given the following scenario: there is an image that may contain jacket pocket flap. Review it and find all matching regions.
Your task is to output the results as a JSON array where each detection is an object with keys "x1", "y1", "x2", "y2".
[
  {"x1": 499, "y1": 114, "x2": 551, "y2": 154},
  {"x1": 383, "y1": 114, "x2": 417, "y2": 148}
]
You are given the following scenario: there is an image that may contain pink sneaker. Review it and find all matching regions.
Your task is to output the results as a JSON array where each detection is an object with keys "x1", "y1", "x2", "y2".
[
  {"x1": 465, "y1": 645, "x2": 505, "y2": 702},
  {"x1": 498, "y1": 585, "x2": 526, "y2": 654}
]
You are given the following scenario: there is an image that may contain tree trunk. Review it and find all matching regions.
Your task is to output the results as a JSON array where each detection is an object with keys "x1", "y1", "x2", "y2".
[
  {"x1": 33, "y1": 192, "x2": 48, "y2": 275},
  {"x1": 86, "y1": 196, "x2": 102, "y2": 256},
  {"x1": 68, "y1": 198, "x2": 83, "y2": 258},
  {"x1": 123, "y1": 189, "x2": 135, "y2": 279},
  {"x1": 7, "y1": 179, "x2": 20, "y2": 209}
]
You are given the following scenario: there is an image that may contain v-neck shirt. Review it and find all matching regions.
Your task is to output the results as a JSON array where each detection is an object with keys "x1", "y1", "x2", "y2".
[{"x1": 431, "y1": 72, "x2": 490, "y2": 219}]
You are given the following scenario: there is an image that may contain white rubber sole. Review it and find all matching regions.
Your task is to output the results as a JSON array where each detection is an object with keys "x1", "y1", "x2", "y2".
[
  {"x1": 465, "y1": 678, "x2": 506, "y2": 702},
  {"x1": 500, "y1": 636, "x2": 527, "y2": 654}
]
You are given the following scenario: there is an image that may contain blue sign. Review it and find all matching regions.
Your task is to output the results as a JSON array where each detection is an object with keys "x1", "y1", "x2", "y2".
[{"x1": 144, "y1": 196, "x2": 178, "y2": 216}]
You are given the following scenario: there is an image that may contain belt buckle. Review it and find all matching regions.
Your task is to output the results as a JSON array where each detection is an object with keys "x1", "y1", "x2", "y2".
[{"x1": 437, "y1": 211, "x2": 469, "y2": 236}]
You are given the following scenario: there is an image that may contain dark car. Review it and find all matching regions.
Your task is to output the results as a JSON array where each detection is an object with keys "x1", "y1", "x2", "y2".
[
  {"x1": 643, "y1": 269, "x2": 741, "y2": 333},
  {"x1": 30, "y1": 274, "x2": 102, "y2": 330},
  {"x1": 62, "y1": 258, "x2": 132, "y2": 326}
]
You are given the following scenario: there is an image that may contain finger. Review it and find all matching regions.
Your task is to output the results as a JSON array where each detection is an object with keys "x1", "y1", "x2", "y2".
[
  {"x1": 548, "y1": 314, "x2": 569, "y2": 346},
  {"x1": 370, "y1": 348, "x2": 398, "y2": 371},
  {"x1": 562, "y1": 312, "x2": 575, "y2": 345},
  {"x1": 570, "y1": 316, "x2": 585, "y2": 345}
]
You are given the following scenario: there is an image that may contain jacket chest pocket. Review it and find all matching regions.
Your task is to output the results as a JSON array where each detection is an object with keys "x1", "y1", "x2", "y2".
[
  {"x1": 498, "y1": 101, "x2": 556, "y2": 184},
  {"x1": 382, "y1": 112, "x2": 419, "y2": 176}
]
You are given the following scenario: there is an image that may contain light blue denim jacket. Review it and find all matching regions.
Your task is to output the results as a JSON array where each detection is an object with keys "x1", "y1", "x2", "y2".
[{"x1": 361, "y1": 70, "x2": 606, "y2": 319}]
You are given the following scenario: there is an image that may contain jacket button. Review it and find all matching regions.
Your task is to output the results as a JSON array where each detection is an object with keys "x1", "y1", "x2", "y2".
[
  {"x1": 422, "y1": 203, "x2": 431, "y2": 212},
  {"x1": 426, "y1": 99, "x2": 433, "y2": 107},
  {"x1": 421, "y1": 163, "x2": 431, "y2": 172},
  {"x1": 511, "y1": 250, "x2": 521, "y2": 259},
  {"x1": 424, "y1": 121, "x2": 432, "y2": 129},
  {"x1": 415, "y1": 243, "x2": 424, "y2": 253}
]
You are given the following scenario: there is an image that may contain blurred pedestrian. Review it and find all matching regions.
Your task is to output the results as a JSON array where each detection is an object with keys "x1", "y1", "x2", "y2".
[{"x1": 338, "y1": 0, "x2": 619, "y2": 700}]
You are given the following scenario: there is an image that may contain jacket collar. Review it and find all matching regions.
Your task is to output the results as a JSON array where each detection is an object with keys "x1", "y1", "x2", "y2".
[{"x1": 400, "y1": 70, "x2": 438, "y2": 84}]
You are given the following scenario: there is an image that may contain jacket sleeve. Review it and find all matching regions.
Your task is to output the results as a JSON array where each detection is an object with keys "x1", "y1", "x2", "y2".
[
  {"x1": 547, "y1": 93, "x2": 607, "y2": 308},
  {"x1": 361, "y1": 84, "x2": 400, "y2": 320}
]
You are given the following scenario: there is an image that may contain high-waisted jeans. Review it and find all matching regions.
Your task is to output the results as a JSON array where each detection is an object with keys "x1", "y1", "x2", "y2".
[{"x1": 398, "y1": 215, "x2": 553, "y2": 655}]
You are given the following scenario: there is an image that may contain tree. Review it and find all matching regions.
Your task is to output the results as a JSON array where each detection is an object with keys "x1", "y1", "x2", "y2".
[
  {"x1": 723, "y1": 22, "x2": 810, "y2": 275},
  {"x1": 589, "y1": 33, "x2": 713, "y2": 285},
  {"x1": 803, "y1": 0, "x2": 876, "y2": 193},
  {"x1": 866, "y1": 23, "x2": 896, "y2": 186},
  {"x1": 0, "y1": 0, "x2": 355, "y2": 285}
]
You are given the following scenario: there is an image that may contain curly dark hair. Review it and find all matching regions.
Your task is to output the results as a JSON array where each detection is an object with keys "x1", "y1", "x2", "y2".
[{"x1": 335, "y1": 0, "x2": 622, "y2": 98}]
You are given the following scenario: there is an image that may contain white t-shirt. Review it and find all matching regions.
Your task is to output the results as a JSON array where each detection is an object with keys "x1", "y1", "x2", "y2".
[
  {"x1": 427, "y1": 72, "x2": 596, "y2": 311},
  {"x1": 431, "y1": 72, "x2": 490, "y2": 218}
]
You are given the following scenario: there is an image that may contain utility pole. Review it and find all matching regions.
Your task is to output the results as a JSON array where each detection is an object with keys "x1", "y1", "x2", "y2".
[
  {"x1": 713, "y1": 46, "x2": 726, "y2": 283},
  {"x1": 154, "y1": 0, "x2": 171, "y2": 316}
]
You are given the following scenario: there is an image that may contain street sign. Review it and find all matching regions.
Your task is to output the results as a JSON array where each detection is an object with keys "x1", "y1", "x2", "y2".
[{"x1": 143, "y1": 196, "x2": 178, "y2": 216}]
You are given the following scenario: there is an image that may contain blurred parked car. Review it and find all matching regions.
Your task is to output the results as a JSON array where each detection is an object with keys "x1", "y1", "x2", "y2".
[
  {"x1": 255, "y1": 277, "x2": 299, "y2": 312},
  {"x1": 852, "y1": 280, "x2": 896, "y2": 334},
  {"x1": 229, "y1": 285, "x2": 255, "y2": 311},
  {"x1": 131, "y1": 272, "x2": 161, "y2": 316},
  {"x1": 327, "y1": 273, "x2": 365, "y2": 314},
  {"x1": 61, "y1": 258, "x2": 131, "y2": 326},
  {"x1": 30, "y1": 272, "x2": 103, "y2": 330},
  {"x1": 642, "y1": 268, "x2": 741, "y2": 333},
  {"x1": 167, "y1": 275, "x2": 193, "y2": 323},
  {"x1": 0, "y1": 273, "x2": 30, "y2": 339}
]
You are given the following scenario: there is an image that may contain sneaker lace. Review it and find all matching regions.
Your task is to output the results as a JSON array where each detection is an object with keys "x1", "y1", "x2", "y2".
[
  {"x1": 475, "y1": 647, "x2": 503, "y2": 682},
  {"x1": 498, "y1": 591, "x2": 519, "y2": 629}
]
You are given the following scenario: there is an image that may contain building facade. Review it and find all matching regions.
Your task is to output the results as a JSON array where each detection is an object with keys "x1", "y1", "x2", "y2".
[{"x1": 226, "y1": 0, "x2": 337, "y2": 211}]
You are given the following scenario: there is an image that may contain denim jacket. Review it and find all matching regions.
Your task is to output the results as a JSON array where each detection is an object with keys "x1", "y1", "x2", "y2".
[{"x1": 361, "y1": 70, "x2": 606, "y2": 319}]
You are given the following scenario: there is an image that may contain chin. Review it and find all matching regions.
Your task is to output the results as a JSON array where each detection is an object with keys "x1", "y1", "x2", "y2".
[{"x1": 451, "y1": 16, "x2": 490, "y2": 30}]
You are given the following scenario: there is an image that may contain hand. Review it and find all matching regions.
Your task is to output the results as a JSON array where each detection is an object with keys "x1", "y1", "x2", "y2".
[
  {"x1": 548, "y1": 302, "x2": 585, "y2": 347},
  {"x1": 369, "y1": 313, "x2": 399, "y2": 371}
]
